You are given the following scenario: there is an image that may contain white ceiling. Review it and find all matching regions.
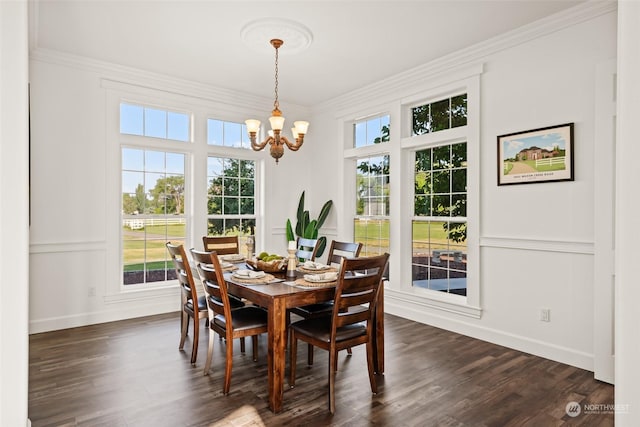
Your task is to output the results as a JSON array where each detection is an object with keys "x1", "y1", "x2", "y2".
[{"x1": 31, "y1": 0, "x2": 586, "y2": 107}]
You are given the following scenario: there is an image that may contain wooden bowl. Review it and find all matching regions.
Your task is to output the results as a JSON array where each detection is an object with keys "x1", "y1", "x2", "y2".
[{"x1": 246, "y1": 258, "x2": 286, "y2": 273}]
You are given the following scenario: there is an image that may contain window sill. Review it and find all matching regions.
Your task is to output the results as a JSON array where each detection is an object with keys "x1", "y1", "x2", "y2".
[
  {"x1": 104, "y1": 282, "x2": 179, "y2": 305},
  {"x1": 385, "y1": 286, "x2": 482, "y2": 319}
]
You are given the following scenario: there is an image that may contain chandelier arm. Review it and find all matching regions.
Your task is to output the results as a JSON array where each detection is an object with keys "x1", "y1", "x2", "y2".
[
  {"x1": 251, "y1": 137, "x2": 271, "y2": 151},
  {"x1": 281, "y1": 135, "x2": 304, "y2": 151}
]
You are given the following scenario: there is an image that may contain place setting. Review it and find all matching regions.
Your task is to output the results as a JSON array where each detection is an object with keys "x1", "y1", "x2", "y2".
[
  {"x1": 229, "y1": 269, "x2": 279, "y2": 285},
  {"x1": 220, "y1": 253, "x2": 246, "y2": 263},
  {"x1": 296, "y1": 260, "x2": 338, "y2": 274},
  {"x1": 292, "y1": 271, "x2": 339, "y2": 288}
]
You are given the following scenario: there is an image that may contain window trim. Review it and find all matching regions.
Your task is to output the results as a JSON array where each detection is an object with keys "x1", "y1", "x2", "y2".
[{"x1": 341, "y1": 74, "x2": 481, "y2": 318}]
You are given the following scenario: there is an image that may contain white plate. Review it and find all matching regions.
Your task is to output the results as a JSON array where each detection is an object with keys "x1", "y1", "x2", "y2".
[
  {"x1": 221, "y1": 254, "x2": 245, "y2": 262},
  {"x1": 302, "y1": 262, "x2": 330, "y2": 271},
  {"x1": 304, "y1": 273, "x2": 337, "y2": 283},
  {"x1": 232, "y1": 269, "x2": 265, "y2": 279}
]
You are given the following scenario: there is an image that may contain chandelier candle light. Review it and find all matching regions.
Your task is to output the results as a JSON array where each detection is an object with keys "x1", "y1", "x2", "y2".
[{"x1": 245, "y1": 39, "x2": 309, "y2": 164}]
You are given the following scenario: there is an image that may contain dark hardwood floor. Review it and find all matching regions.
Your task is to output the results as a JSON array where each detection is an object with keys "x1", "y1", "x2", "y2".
[{"x1": 29, "y1": 312, "x2": 614, "y2": 426}]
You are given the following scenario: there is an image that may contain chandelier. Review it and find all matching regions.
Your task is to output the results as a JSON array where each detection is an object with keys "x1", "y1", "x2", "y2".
[{"x1": 245, "y1": 39, "x2": 309, "y2": 164}]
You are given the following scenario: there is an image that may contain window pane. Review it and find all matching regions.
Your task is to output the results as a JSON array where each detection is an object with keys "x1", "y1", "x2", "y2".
[
  {"x1": 207, "y1": 119, "x2": 250, "y2": 149},
  {"x1": 166, "y1": 152, "x2": 185, "y2": 175},
  {"x1": 208, "y1": 196, "x2": 222, "y2": 215},
  {"x1": 120, "y1": 104, "x2": 143, "y2": 135},
  {"x1": 432, "y1": 170, "x2": 450, "y2": 194},
  {"x1": 122, "y1": 147, "x2": 143, "y2": 170},
  {"x1": 412, "y1": 140, "x2": 467, "y2": 295},
  {"x1": 240, "y1": 178, "x2": 254, "y2": 197},
  {"x1": 354, "y1": 115, "x2": 390, "y2": 148},
  {"x1": 411, "y1": 93, "x2": 467, "y2": 137},
  {"x1": 224, "y1": 122, "x2": 243, "y2": 147},
  {"x1": 451, "y1": 94, "x2": 467, "y2": 128},
  {"x1": 208, "y1": 119, "x2": 224, "y2": 146},
  {"x1": 432, "y1": 145, "x2": 450, "y2": 170},
  {"x1": 145, "y1": 151, "x2": 165, "y2": 173},
  {"x1": 354, "y1": 122, "x2": 366, "y2": 148},
  {"x1": 206, "y1": 156, "x2": 256, "y2": 241},
  {"x1": 122, "y1": 148, "x2": 185, "y2": 286},
  {"x1": 354, "y1": 218, "x2": 390, "y2": 257},
  {"x1": 240, "y1": 197, "x2": 254, "y2": 215},
  {"x1": 452, "y1": 169, "x2": 466, "y2": 193},
  {"x1": 208, "y1": 218, "x2": 223, "y2": 235},
  {"x1": 412, "y1": 104, "x2": 430, "y2": 136},
  {"x1": 167, "y1": 112, "x2": 189, "y2": 141},
  {"x1": 144, "y1": 108, "x2": 167, "y2": 139}
]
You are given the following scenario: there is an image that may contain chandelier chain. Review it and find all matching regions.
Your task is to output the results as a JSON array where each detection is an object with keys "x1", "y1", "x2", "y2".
[{"x1": 273, "y1": 44, "x2": 279, "y2": 110}]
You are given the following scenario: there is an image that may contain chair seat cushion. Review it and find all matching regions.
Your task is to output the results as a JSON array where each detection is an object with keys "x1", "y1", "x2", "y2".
[
  {"x1": 291, "y1": 302, "x2": 334, "y2": 317},
  {"x1": 185, "y1": 295, "x2": 207, "y2": 312},
  {"x1": 291, "y1": 317, "x2": 366, "y2": 344},
  {"x1": 213, "y1": 306, "x2": 268, "y2": 331}
]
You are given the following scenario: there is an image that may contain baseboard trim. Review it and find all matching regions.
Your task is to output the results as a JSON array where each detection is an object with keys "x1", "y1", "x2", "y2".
[
  {"x1": 29, "y1": 300, "x2": 178, "y2": 334},
  {"x1": 385, "y1": 297, "x2": 593, "y2": 371}
]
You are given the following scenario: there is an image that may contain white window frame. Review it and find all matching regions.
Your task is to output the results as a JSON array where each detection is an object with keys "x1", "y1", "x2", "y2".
[
  {"x1": 103, "y1": 82, "x2": 265, "y2": 302},
  {"x1": 399, "y1": 75, "x2": 480, "y2": 317}
]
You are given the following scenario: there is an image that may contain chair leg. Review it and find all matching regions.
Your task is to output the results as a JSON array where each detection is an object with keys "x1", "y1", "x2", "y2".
[
  {"x1": 203, "y1": 330, "x2": 214, "y2": 375},
  {"x1": 307, "y1": 343, "x2": 314, "y2": 365},
  {"x1": 240, "y1": 337, "x2": 246, "y2": 353},
  {"x1": 365, "y1": 340, "x2": 378, "y2": 394},
  {"x1": 179, "y1": 311, "x2": 188, "y2": 350},
  {"x1": 289, "y1": 330, "x2": 298, "y2": 388},
  {"x1": 223, "y1": 334, "x2": 234, "y2": 394},
  {"x1": 347, "y1": 347, "x2": 352, "y2": 356},
  {"x1": 252, "y1": 335, "x2": 259, "y2": 362},
  {"x1": 329, "y1": 350, "x2": 337, "y2": 414},
  {"x1": 190, "y1": 317, "x2": 199, "y2": 365}
]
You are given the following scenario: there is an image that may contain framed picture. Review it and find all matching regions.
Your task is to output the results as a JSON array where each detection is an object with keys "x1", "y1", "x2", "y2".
[{"x1": 497, "y1": 122, "x2": 574, "y2": 186}]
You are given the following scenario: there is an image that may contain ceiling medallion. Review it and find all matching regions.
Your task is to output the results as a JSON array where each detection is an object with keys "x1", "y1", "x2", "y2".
[{"x1": 240, "y1": 18, "x2": 313, "y2": 55}]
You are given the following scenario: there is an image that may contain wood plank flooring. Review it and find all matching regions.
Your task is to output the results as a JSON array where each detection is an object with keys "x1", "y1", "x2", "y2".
[{"x1": 29, "y1": 312, "x2": 614, "y2": 426}]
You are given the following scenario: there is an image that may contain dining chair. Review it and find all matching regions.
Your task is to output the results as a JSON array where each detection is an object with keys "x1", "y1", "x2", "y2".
[
  {"x1": 295, "y1": 236, "x2": 319, "y2": 261},
  {"x1": 166, "y1": 242, "x2": 207, "y2": 365},
  {"x1": 202, "y1": 235, "x2": 240, "y2": 255},
  {"x1": 190, "y1": 248, "x2": 246, "y2": 350},
  {"x1": 289, "y1": 253, "x2": 390, "y2": 414},
  {"x1": 191, "y1": 249, "x2": 268, "y2": 394},
  {"x1": 289, "y1": 240, "x2": 364, "y2": 365}
]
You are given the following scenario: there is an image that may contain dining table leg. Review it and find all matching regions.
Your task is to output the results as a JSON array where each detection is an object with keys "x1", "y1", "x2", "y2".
[{"x1": 267, "y1": 297, "x2": 287, "y2": 413}]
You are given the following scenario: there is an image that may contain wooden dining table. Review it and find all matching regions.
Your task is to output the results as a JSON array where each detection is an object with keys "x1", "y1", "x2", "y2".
[{"x1": 223, "y1": 266, "x2": 385, "y2": 413}]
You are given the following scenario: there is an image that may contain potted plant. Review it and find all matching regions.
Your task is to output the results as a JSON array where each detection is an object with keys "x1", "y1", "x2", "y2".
[{"x1": 285, "y1": 191, "x2": 333, "y2": 258}]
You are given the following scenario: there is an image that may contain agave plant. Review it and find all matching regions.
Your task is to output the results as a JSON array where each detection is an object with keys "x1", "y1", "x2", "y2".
[{"x1": 285, "y1": 191, "x2": 333, "y2": 257}]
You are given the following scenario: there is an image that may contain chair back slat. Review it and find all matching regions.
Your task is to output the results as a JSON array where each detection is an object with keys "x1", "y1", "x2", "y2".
[
  {"x1": 330, "y1": 254, "x2": 389, "y2": 335},
  {"x1": 296, "y1": 237, "x2": 319, "y2": 261},
  {"x1": 326, "y1": 240, "x2": 363, "y2": 266},
  {"x1": 202, "y1": 235, "x2": 240, "y2": 255}
]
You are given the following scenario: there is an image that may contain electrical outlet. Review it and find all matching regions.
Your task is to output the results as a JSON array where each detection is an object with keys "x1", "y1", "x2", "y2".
[
  {"x1": 88, "y1": 287, "x2": 96, "y2": 297},
  {"x1": 540, "y1": 308, "x2": 551, "y2": 322}
]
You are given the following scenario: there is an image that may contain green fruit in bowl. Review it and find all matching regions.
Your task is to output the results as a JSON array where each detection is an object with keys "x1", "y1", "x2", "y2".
[{"x1": 258, "y1": 252, "x2": 269, "y2": 260}]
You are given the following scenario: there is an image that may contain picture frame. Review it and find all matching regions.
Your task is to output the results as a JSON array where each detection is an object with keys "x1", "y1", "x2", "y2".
[{"x1": 497, "y1": 122, "x2": 574, "y2": 186}]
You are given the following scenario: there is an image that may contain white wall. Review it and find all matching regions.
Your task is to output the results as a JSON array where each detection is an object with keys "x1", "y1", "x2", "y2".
[
  {"x1": 314, "y1": 5, "x2": 616, "y2": 372},
  {"x1": 615, "y1": 1, "x2": 640, "y2": 425},
  {"x1": 0, "y1": 1, "x2": 30, "y2": 425}
]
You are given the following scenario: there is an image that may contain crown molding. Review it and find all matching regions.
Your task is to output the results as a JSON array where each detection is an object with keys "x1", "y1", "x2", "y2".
[
  {"x1": 317, "y1": 0, "x2": 617, "y2": 115},
  {"x1": 29, "y1": 47, "x2": 310, "y2": 115}
]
